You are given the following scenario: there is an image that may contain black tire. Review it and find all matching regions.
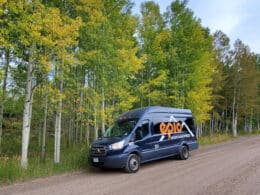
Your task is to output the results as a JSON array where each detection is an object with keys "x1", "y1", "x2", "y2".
[
  {"x1": 179, "y1": 145, "x2": 189, "y2": 160},
  {"x1": 125, "y1": 154, "x2": 140, "y2": 173}
]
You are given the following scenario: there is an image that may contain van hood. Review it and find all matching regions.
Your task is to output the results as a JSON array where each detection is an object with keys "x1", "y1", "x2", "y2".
[{"x1": 92, "y1": 137, "x2": 124, "y2": 146}]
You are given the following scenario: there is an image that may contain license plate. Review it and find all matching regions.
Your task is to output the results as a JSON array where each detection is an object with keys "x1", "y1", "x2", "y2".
[{"x1": 93, "y1": 157, "x2": 99, "y2": 163}]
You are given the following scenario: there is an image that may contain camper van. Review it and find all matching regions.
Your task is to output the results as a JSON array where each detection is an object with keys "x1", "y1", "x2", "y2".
[{"x1": 89, "y1": 106, "x2": 198, "y2": 173}]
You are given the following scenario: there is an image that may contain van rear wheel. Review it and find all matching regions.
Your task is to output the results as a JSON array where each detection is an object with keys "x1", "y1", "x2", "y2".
[
  {"x1": 125, "y1": 154, "x2": 140, "y2": 173},
  {"x1": 179, "y1": 145, "x2": 189, "y2": 160}
]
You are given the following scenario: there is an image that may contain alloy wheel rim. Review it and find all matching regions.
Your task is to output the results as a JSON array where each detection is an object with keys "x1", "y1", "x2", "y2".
[{"x1": 130, "y1": 157, "x2": 138, "y2": 171}]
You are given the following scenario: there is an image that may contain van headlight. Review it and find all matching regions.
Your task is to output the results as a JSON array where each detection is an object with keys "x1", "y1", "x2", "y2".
[{"x1": 109, "y1": 140, "x2": 125, "y2": 150}]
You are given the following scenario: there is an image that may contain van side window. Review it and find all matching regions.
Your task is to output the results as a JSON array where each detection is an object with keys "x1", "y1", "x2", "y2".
[
  {"x1": 153, "y1": 121, "x2": 162, "y2": 134},
  {"x1": 182, "y1": 118, "x2": 194, "y2": 132},
  {"x1": 153, "y1": 121, "x2": 182, "y2": 134},
  {"x1": 135, "y1": 120, "x2": 149, "y2": 141},
  {"x1": 153, "y1": 118, "x2": 191, "y2": 134}
]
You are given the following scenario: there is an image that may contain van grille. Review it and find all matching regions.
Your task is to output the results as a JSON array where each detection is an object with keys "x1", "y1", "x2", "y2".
[{"x1": 91, "y1": 145, "x2": 106, "y2": 156}]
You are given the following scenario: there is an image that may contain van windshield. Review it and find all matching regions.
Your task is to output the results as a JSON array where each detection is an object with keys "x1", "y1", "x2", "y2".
[{"x1": 103, "y1": 119, "x2": 138, "y2": 138}]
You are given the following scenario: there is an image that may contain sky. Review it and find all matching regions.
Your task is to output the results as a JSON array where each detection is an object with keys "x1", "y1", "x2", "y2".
[{"x1": 133, "y1": 0, "x2": 260, "y2": 53}]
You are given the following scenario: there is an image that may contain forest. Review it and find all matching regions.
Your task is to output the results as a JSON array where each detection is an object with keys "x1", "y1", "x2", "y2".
[{"x1": 0, "y1": 0, "x2": 259, "y2": 171}]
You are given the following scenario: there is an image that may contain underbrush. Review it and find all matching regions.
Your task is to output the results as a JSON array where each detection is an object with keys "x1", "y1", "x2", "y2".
[
  {"x1": 1, "y1": 130, "x2": 260, "y2": 186},
  {"x1": 198, "y1": 134, "x2": 234, "y2": 146},
  {"x1": 238, "y1": 129, "x2": 260, "y2": 136},
  {"x1": 0, "y1": 145, "x2": 89, "y2": 186},
  {"x1": 198, "y1": 129, "x2": 260, "y2": 146}
]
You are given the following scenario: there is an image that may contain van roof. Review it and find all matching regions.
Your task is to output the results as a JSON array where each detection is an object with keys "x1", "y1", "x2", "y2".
[{"x1": 118, "y1": 106, "x2": 192, "y2": 121}]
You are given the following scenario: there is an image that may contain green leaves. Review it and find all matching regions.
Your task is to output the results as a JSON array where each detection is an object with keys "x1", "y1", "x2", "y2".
[{"x1": 136, "y1": 0, "x2": 216, "y2": 122}]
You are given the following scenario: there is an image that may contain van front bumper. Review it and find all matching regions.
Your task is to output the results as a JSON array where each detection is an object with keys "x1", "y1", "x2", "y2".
[{"x1": 89, "y1": 153, "x2": 128, "y2": 169}]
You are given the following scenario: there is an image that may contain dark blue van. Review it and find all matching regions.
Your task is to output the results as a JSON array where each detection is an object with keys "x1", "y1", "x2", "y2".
[{"x1": 89, "y1": 106, "x2": 198, "y2": 173}]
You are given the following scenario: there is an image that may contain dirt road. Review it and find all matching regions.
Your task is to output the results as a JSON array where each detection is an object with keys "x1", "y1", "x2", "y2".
[{"x1": 1, "y1": 135, "x2": 260, "y2": 195}]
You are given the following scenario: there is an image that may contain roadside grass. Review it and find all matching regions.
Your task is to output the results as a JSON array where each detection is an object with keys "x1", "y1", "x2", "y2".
[
  {"x1": 198, "y1": 129, "x2": 260, "y2": 146},
  {"x1": 0, "y1": 145, "x2": 89, "y2": 186},
  {"x1": 198, "y1": 134, "x2": 234, "y2": 146},
  {"x1": 1, "y1": 130, "x2": 260, "y2": 186},
  {"x1": 237, "y1": 129, "x2": 260, "y2": 136}
]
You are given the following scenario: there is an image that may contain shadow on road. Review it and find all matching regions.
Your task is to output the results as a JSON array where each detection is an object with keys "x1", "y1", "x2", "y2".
[{"x1": 87, "y1": 155, "x2": 188, "y2": 175}]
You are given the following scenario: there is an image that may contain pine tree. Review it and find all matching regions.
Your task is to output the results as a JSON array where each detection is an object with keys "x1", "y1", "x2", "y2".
[{"x1": 211, "y1": 30, "x2": 230, "y2": 134}]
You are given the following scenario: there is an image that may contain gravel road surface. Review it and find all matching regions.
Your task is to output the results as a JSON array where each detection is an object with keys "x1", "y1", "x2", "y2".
[{"x1": 1, "y1": 135, "x2": 260, "y2": 195}]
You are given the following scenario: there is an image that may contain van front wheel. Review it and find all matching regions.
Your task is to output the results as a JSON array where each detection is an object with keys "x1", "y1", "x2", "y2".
[
  {"x1": 125, "y1": 154, "x2": 140, "y2": 173},
  {"x1": 179, "y1": 145, "x2": 189, "y2": 160}
]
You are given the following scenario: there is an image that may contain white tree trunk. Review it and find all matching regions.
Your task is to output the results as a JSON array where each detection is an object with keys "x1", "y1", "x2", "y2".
[
  {"x1": 21, "y1": 52, "x2": 34, "y2": 169},
  {"x1": 85, "y1": 101, "x2": 90, "y2": 146},
  {"x1": 196, "y1": 124, "x2": 199, "y2": 138},
  {"x1": 54, "y1": 80, "x2": 63, "y2": 163},
  {"x1": 196, "y1": 123, "x2": 203, "y2": 138},
  {"x1": 94, "y1": 104, "x2": 98, "y2": 141},
  {"x1": 232, "y1": 88, "x2": 237, "y2": 137},
  {"x1": 101, "y1": 87, "x2": 105, "y2": 135},
  {"x1": 244, "y1": 117, "x2": 247, "y2": 132},
  {"x1": 85, "y1": 112, "x2": 90, "y2": 146},
  {"x1": 257, "y1": 118, "x2": 260, "y2": 130},
  {"x1": 210, "y1": 112, "x2": 214, "y2": 136},
  {"x1": 234, "y1": 110, "x2": 238, "y2": 137},
  {"x1": 225, "y1": 108, "x2": 229, "y2": 134},
  {"x1": 79, "y1": 90, "x2": 83, "y2": 143},
  {"x1": 42, "y1": 82, "x2": 48, "y2": 160},
  {"x1": 0, "y1": 50, "x2": 9, "y2": 153},
  {"x1": 257, "y1": 113, "x2": 260, "y2": 130},
  {"x1": 75, "y1": 112, "x2": 78, "y2": 144},
  {"x1": 37, "y1": 92, "x2": 41, "y2": 148},
  {"x1": 68, "y1": 118, "x2": 72, "y2": 145},
  {"x1": 249, "y1": 108, "x2": 253, "y2": 133}
]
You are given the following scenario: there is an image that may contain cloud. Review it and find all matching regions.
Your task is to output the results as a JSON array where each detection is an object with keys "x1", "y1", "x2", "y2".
[
  {"x1": 188, "y1": 0, "x2": 260, "y2": 53},
  {"x1": 188, "y1": 0, "x2": 248, "y2": 34},
  {"x1": 133, "y1": 0, "x2": 260, "y2": 53}
]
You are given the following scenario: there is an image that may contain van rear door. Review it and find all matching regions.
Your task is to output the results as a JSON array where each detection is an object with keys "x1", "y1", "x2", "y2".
[
  {"x1": 151, "y1": 114, "x2": 185, "y2": 158},
  {"x1": 150, "y1": 115, "x2": 177, "y2": 158}
]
